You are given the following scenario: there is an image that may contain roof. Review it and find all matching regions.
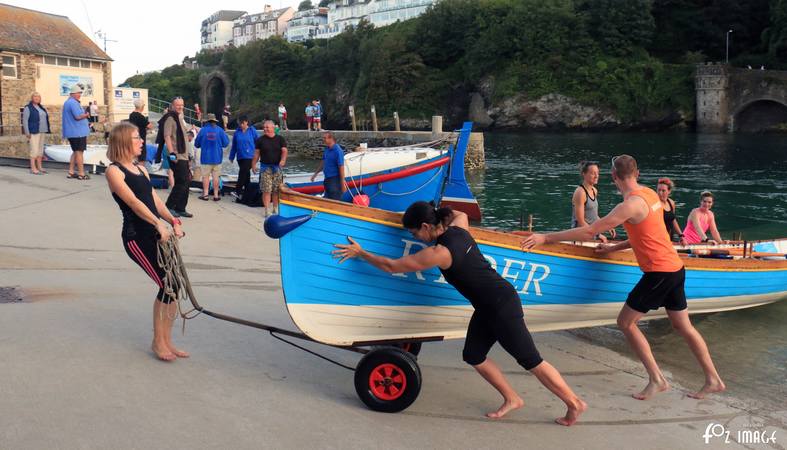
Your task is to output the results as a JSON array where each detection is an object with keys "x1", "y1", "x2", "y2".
[
  {"x1": 235, "y1": 7, "x2": 292, "y2": 26},
  {"x1": 0, "y1": 4, "x2": 111, "y2": 61},
  {"x1": 207, "y1": 10, "x2": 247, "y2": 23}
]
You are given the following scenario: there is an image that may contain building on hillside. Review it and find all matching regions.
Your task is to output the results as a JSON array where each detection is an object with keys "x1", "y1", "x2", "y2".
[
  {"x1": 201, "y1": 10, "x2": 246, "y2": 50},
  {"x1": 182, "y1": 55, "x2": 199, "y2": 70},
  {"x1": 232, "y1": 6, "x2": 295, "y2": 47},
  {"x1": 284, "y1": 7, "x2": 328, "y2": 43},
  {"x1": 0, "y1": 4, "x2": 112, "y2": 135},
  {"x1": 315, "y1": 0, "x2": 434, "y2": 39}
]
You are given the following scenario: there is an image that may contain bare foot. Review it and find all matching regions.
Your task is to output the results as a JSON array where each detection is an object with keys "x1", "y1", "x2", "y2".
[
  {"x1": 555, "y1": 399, "x2": 588, "y2": 426},
  {"x1": 486, "y1": 397, "x2": 524, "y2": 419},
  {"x1": 152, "y1": 342, "x2": 176, "y2": 362},
  {"x1": 168, "y1": 343, "x2": 190, "y2": 358},
  {"x1": 687, "y1": 378, "x2": 726, "y2": 399},
  {"x1": 633, "y1": 378, "x2": 669, "y2": 400}
]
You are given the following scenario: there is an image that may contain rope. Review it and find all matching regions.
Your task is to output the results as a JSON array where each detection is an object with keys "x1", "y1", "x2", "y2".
[
  {"x1": 378, "y1": 166, "x2": 445, "y2": 197},
  {"x1": 157, "y1": 235, "x2": 202, "y2": 334}
]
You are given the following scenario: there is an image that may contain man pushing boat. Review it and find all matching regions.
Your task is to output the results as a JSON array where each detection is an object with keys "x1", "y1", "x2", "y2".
[
  {"x1": 521, "y1": 155, "x2": 726, "y2": 400},
  {"x1": 333, "y1": 202, "x2": 587, "y2": 425}
]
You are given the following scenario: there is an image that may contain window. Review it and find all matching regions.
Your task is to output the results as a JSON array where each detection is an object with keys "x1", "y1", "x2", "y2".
[
  {"x1": 44, "y1": 55, "x2": 57, "y2": 65},
  {"x1": 69, "y1": 58, "x2": 80, "y2": 67},
  {"x1": 2, "y1": 54, "x2": 17, "y2": 78},
  {"x1": 80, "y1": 60, "x2": 91, "y2": 68}
]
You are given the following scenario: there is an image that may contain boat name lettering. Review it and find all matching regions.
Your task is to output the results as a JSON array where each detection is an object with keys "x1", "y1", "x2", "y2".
[{"x1": 393, "y1": 239, "x2": 550, "y2": 296}]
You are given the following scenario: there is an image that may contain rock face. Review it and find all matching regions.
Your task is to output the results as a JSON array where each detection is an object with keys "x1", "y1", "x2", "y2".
[
  {"x1": 468, "y1": 92, "x2": 494, "y2": 128},
  {"x1": 488, "y1": 93, "x2": 622, "y2": 130}
]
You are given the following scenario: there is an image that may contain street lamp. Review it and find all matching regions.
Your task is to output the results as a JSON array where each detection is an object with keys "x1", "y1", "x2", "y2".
[{"x1": 726, "y1": 29, "x2": 733, "y2": 64}]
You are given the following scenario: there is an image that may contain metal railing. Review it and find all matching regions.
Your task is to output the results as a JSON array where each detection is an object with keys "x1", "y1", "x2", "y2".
[{"x1": 148, "y1": 97, "x2": 201, "y2": 126}]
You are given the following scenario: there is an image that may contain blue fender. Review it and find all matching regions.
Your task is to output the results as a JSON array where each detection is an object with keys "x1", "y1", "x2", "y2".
[{"x1": 264, "y1": 214, "x2": 312, "y2": 239}]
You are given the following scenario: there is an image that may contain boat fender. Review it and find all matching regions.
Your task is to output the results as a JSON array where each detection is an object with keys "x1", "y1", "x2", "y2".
[
  {"x1": 352, "y1": 194, "x2": 370, "y2": 207},
  {"x1": 264, "y1": 214, "x2": 313, "y2": 239}
]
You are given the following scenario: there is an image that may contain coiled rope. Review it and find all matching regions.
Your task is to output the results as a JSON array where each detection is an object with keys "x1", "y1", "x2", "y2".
[{"x1": 157, "y1": 235, "x2": 202, "y2": 333}]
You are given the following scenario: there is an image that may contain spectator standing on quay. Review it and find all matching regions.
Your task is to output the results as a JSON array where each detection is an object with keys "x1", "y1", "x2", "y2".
[
  {"x1": 195, "y1": 114, "x2": 229, "y2": 202},
  {"x1": 312, "y1": 99, "x2": 322, "y2": 131},
  {"x1": 252, "y1": 120, "x2": 288, "y2": 216},
  {"x1": 128, "y1": 99, "x2": 152, "y2": 168},
  {"x1": 23, "y1": 92, "x2": 51, "y2": 175},
  {"x1": 89, "y1": 101, "x2": 99, "y2": 129},
  {"x1": 62, "y1": 85, "x2": 91, "y2": 180},
  {"x1": 221, "y1": 104, "x2": 231, "y2": 129},
  {"x1": 162, "y1": 97, "x2": 193, "y2": 218},
  {"x1": 229, "y1": 115, "x2": 258, "y2": 199},
  {"x1": 311, "y1": 131, "x2": 346, "y2": 200},
  {"x1": 278, "y1": 102, "x2": 288, "y2": 130},
  {"x1": 305, "y1": 101, "x2": 314, "y2": 131}
]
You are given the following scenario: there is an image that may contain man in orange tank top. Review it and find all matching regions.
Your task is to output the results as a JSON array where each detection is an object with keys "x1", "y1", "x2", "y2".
[{"x1": 521, "y1": 155, "x2": 725, "y2": 401}]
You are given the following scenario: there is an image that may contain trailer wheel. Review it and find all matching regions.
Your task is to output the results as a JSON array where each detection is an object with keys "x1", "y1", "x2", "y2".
[
  {"x1": 396, "y1": 342, "x2": 422, "y2": 357},
  {"x1": 354, "y1": 347, "x2": 421, "y2": 413}
]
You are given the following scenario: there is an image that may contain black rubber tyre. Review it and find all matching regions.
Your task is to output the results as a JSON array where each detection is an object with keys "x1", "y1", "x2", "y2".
[{"x1": 354, "y1": 347, "x2": 422, "y2": 413}]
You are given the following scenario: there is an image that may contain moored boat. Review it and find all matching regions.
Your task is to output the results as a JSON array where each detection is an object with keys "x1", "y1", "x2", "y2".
[{"x1": 268, "y1": 191, "x2": 787, "y2": 347}]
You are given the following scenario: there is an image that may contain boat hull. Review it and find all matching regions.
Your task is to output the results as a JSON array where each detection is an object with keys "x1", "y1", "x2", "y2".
[{"x1": 276, "y1": 194, "x2": 787, "y2": 346}]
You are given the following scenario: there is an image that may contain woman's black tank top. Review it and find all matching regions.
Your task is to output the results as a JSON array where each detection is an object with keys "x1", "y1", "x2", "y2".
[
  {"x1": 111, "y1": 162, "x2": 159, "y2": 238},
  {"x1": 662, "y1": 198, "x2": 676, "y2": 236},
  {"x1": 435, "y1": 226, "x2": 518, "y2": 310}
]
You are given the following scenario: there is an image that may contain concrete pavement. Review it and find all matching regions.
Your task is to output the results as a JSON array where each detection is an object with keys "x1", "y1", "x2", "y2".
[{"x1": 0, "y1": 164, "x2": 783, "y2": 450}]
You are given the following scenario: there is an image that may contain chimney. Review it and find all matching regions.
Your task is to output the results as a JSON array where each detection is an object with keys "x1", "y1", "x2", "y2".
[{"x1": 264, "y1": 4, "x2": 272, "y2": 12}]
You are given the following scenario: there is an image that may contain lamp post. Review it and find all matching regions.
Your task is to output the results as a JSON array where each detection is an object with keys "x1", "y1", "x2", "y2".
[{"x1": 726, "y1": 29, "x2": 733, "y2": 64}]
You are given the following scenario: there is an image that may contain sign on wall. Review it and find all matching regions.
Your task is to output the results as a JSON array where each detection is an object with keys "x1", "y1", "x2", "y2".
[
  {"x1": 109, "y1": 86, "x2": 149, "y2": 123},
  {"x1": 59, "y1": 75, "x2": 94, "y2": 96}
]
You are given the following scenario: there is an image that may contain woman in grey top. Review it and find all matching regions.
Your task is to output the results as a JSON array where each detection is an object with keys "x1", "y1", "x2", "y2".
[
  {"x1": 571, "y1": 161, "x2": 615, "y2": 242},
  {"x1": 22, "y1": 92, "x2": 51, "y2": 175}
]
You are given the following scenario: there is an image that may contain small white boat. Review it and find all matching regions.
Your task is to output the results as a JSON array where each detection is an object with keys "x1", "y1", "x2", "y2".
[{"x1": 44, "y1": 144, "x2": 109, "y2": 167}]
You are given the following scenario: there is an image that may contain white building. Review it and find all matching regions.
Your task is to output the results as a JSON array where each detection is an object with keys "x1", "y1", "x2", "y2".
[
  {"x1": 232, "y1": 5, "x2": 295, "y2": 47},
  {"x1": 315, "y1": 0, "x2": 434, "y2": 40},
  {"x1": 201, "y1": 10, "x2": 247, "y2": 50},
  {"x1": 284, "y1": 7, "x2": 328, "y2": 43}
]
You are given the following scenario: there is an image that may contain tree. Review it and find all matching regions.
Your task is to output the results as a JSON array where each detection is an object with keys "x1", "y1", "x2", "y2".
[
  {"x1": 298, "y1": 0, "x2": 313, "y2": 11},
  {"x1": 578, "y1": 0, "x2": 655, "y2": 56},
  {"x1": 318, "y1": 0, "x2": 332, "y2": 6}
]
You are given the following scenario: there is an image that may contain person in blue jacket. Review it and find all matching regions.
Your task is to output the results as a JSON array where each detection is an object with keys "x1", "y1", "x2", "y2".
[
  {"x1": 194, "y1": 114, "x2": 229, "y2": 201},
  {"x1": 228, "y1": 116, "x2": 258, "y2": 199}
]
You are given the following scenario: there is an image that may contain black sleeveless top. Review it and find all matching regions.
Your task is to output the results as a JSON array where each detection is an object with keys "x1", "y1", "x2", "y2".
[
  {"x1": 111, "y1": 162, "x2": 159, "y2": 239},
  {"x1": 435, "y1": 226, "x2": 518, "y2": 311},
  {"x1": 662, "y1": 198, "x2": 676, "y2": 236}
]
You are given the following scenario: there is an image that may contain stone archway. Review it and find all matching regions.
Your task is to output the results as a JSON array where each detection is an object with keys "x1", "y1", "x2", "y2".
[
  {"x1": 730, "y1": 98, "x2": 787, "y2": 132},
  {"x1": 199, "y1": 71, "x2": 232, "y2": 118}
]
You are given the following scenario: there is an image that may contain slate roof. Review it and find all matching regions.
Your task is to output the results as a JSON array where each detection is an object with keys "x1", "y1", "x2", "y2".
[{"x1": 0, "y1": 4, "x2": 111, "y2": 61}]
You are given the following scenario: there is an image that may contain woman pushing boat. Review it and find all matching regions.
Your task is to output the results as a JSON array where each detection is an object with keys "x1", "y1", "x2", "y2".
[
  {"x1": 105, "y1": 122, "x2": 187, "y2": 362},
  {"x1": 333, "y1": 201, "x2": 587, "y2": 425}
]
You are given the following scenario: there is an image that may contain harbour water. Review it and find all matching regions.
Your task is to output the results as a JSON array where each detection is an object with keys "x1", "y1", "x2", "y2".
[{"x1": 269, "y1": 131, "x2": 786, "y2": 410}]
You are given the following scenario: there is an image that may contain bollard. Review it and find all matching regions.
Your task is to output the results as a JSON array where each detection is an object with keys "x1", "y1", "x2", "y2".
[
  {"x1": 349, "y1": 105, "x2": 357, "y2": 132},
  {"x1": 431, "y1": 115, "x2": 443, "y2": 138},
  {"x1": 393, "y1": 112, "x2": 400, "y2": 132},
  {"x1": 371, "y1": 105, "x2": 378, "y2": 132}
]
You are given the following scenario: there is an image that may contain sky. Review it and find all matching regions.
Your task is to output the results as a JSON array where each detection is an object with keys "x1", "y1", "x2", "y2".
[{"x1": 12, "y1": 0, "x2": 302, "y2": 85}]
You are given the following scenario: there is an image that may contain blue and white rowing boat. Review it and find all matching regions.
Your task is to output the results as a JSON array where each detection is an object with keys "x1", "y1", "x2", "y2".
[
  {"x1": 268, "y1": 192, "x2": 787, "y2": 347},
  {"x1": 286, "y1": 122, "x2": 482, "y2": 220}
]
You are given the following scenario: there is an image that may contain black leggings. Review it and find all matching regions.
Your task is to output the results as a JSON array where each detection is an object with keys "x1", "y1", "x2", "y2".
[
  {"x1": 123, "y1": 235, "x2": 175, "y2": 303},
  {"x1": 462, "y1": 298, "x2": 543, "y2": 370},
  {"x1": 236, "y1": 159, "x2": 252, "y2": 196},
  {"x1": 165, "y1": 160, "x2": 190, "y2": 212}
]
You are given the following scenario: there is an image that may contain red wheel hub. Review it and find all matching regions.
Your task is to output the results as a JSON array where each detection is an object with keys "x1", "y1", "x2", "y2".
[{"x1": 368, "y1": 363, "x2": 407, "y2": 401}]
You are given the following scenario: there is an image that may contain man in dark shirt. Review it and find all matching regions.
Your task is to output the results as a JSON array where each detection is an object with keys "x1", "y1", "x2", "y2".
[
  {"x1": 252, "y1": 120, "x2": 288, "y2": 216},
  {"x1": 128, "y1": 99, "x2": 151, "y2": 166}
]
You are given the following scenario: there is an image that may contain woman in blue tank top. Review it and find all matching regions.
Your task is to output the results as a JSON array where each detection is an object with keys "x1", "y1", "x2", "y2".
[
  {"x1": 105, "y1": 122, "x2": 186, "y2": 362},
  {"x1": 333, "y1": 201, "x2": 587, "y2": 426}
]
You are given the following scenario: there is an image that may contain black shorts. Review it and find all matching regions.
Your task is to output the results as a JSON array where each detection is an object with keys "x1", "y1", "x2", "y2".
[
  {"x1": 625, "y1": 267, "x2": 687, "y2": 314},
  {"x1": 462, "y1": 297, "x2": 543, "y2": 371},
  {"x1": 68, "y1": 136, "x2": 87, "y2": 152}
]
